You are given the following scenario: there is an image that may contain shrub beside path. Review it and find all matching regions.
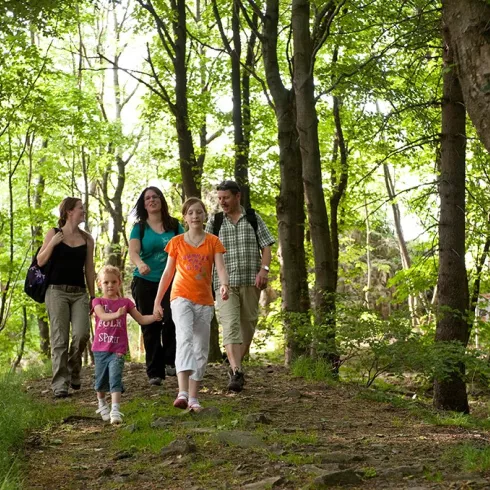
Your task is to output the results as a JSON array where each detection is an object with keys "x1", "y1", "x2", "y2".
[{"x1": 22, "y1": 363, "x2": 490, "y2": 489}]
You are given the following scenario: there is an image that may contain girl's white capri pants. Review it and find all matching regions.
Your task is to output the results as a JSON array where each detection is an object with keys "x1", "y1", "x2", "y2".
[{"x1": 171, "y1": 297, "x2": 214, "y2": 381}]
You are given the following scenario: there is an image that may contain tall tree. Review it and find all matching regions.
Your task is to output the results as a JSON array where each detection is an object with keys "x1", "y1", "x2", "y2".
[
  {"x1": 433, "y1": 26, "x2": 469, "y2": 413},
  {"x1": 260, "y1": 0, "x2": 310, "y2": 362},
  {"x1": 292, "y1": 0, "x2": 342, "y2": 365}
]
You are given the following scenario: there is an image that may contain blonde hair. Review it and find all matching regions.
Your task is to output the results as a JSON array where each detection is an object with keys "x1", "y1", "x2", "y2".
[{"x1": 97, "y1": 265, "x2": 123, "y2": 297}]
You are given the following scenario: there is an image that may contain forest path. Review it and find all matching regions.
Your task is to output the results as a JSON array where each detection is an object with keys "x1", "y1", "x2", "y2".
[{"x1": 22, "y1": 362, "x2": 490, "y2": 489}]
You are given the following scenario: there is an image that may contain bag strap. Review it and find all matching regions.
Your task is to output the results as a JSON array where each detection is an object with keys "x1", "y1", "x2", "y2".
[
  {"x1": 212, "y1": 212, "x2": 224, "y2": 237},
  {"x1": 139, "y1": 222, "x2": 146, "y2": 251},
  {"x1": 212, "y1": 209, "x2": 261, "y2": 255}
]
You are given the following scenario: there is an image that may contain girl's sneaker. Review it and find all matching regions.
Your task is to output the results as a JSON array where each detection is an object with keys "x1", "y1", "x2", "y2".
[
  {"x1": 96, "y1": 403, "x2": 111, "y2": 422},
  {"x1": 110, "y1": 409, "x2": 124, "y2": 425}
]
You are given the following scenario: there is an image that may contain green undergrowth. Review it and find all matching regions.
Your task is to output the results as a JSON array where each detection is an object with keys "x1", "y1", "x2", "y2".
[
  {"x1": 0, "y1": 364, "x2": 74, "y2": 490},
  {"x1": 442, "y1": 443, "x2": 490, "y2": 473},
  {"x1": 357, "y1": 384, "x2": 490, "y2": 431},
  {"x1": 291, "y1": 356, "x2": 337, "y2": 383}
]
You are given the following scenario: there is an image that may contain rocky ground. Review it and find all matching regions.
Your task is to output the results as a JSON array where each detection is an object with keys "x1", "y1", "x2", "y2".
[{"x1": 21, "y1": 362, "x2": 490, "y2": 489}]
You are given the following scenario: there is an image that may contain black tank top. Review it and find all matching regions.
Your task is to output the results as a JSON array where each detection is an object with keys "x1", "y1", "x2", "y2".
[{"x1": 50, "y1": 242, "x2": 87, "y2": 288}]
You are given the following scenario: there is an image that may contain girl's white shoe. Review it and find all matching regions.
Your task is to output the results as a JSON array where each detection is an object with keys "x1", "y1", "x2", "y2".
[
  {"x1": 110, "y1": 409, "x2": 124, "y2": 425},
  {"x1": 96, "y1": 404, "x2": 111, "y2": 422}
]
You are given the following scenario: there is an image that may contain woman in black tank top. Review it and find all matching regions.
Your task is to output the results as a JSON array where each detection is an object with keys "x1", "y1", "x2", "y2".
[{"x1": 37, "y1": 197, "x2": 95, "y2": 398}]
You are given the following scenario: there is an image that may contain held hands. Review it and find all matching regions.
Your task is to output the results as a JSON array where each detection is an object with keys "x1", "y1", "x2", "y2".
[
  {"x1": 255, "y1": 269, "x2": 269, "y2": 290},
  {"x1": 138, "y1": 261, "x2": 151, "y2": 275},
  {"x1": 220, "y1": 284, "x2": 229, "y2": 301},
  {"x1": 153, "y1": 304, "x2": 163, "y2": 321}
]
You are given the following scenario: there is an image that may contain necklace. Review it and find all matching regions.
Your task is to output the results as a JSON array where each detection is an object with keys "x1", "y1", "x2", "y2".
[{"x1": 186, "y1": 232, "x2": 205, "y2": 248}]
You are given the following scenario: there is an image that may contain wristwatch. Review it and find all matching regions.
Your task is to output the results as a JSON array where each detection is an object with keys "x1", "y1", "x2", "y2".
[{"x1": 261, "y1": 265, "x2": 270, "y2": 272}]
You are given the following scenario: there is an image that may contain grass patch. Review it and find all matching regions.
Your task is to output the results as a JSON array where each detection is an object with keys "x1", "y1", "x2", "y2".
[
  {"x1": 111, "y1": 396, "x2": 177, "y2": 453},
  {"x1": 261, "y1": 428, "x2": 318, "y2": 447},
  {"x1": 0, "y1": 364, "x2": 73, "y2": 489},
  {"x1": 267, "y1": 452, "x2": 317, "y2": 465},
  {"x1": 291, "y1": 356, "x2": 336, "y2": 383},
  {"x1": 443, "y1": 443, "x2": 490, "y2": 473}
]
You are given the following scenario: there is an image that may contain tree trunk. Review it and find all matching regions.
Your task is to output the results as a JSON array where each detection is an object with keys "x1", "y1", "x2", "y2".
[
  {"x1": 174, "y1": 0, "x2": 200, "y2": 198},
  {"x1": 263, "y1": 0, "x2": 310, "y2": 364},
  {"x1": 137, "y1": 0, "x2": 201, "y2": 199},
  {"x1": 433, "y1": 27, "x2": 469, "y2": 413},
  {"x1": 442, "y1": 0, "x2": 490, "y2": 154},
  {"x1": 330, "y1": 92, "x2": 348, "y2": 291},
  {"x1": 364, "y1": 197, "x2": 372, "y2": 310},
  {"x1": 292, "y1": 0, "x2": 337, "y2": 365}
]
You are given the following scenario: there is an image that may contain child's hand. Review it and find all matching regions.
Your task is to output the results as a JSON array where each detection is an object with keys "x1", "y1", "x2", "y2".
[
  {"x1": 116, "y1": 306, "x2": 127, "y2": 317},
  {"x1": 220, "y1": 285, "x2": 229, "y2": 301},
  {"x1": 153, "y1": 304, "x2": 163, "y2": 321}
]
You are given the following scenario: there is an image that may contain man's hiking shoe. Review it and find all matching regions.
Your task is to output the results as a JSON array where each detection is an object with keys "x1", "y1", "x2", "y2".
[
  {"x1": 96, "y1": 404, "x2": 111, "y2": 422},
  {"x1": 227, "y1": 368, "x2": 245, "y2": 392},
  {"x1": 149, "y1": 377, "x2": 163, "y2": 386},
  {"x1": 53, "y1": 390, "x2": 69, "y2": 399}
]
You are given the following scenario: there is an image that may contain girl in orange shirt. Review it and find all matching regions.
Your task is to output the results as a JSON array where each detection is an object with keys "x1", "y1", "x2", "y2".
[{"x1": 153, "y1": 197, "x2": 229, "y2": 411}]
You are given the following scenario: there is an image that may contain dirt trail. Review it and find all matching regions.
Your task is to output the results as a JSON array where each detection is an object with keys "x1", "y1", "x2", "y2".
[{"x1": 22, "y1": 363, "x2": 490, "y2": 489}]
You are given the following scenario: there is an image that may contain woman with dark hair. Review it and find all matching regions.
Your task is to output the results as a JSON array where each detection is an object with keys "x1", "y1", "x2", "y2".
[
  {"x1": 37, "y1": 197, "x2": 95, "y2": 398},
  {"x1": 129, "y1": 186, "x2": 184, "y2": 386}
]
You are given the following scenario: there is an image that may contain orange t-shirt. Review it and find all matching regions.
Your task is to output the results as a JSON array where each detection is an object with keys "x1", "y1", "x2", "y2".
[{"x1": 165, "y1": 233, "x2": 226, "y2": 306}]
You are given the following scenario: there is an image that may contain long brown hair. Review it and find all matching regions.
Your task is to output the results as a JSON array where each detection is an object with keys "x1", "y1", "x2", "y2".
[
  {"x1": 132, "y1": 186, "x2": 178, "y2": 232},
  {"x1": 58, "y1": 197, "x2": 89, "y2": 240},
  {"x1": 58, "y1": 197, "x2": 82, "y2": 228}
]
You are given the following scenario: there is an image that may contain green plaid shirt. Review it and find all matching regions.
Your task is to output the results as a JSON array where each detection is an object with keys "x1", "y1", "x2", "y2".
[{"x1": 205, "y1": 207, "x2": 275, "y2": 287}]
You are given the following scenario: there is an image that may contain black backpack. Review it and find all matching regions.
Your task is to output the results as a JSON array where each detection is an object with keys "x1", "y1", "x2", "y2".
[
  {"x1": 24, "y1": 229, "x2": 59, "y2": 303},
  {"x1": 212, "y1": 208, "x2": 261, "y2": 253}
]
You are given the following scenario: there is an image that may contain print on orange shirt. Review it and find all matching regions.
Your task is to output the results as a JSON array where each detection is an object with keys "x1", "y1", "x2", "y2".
[{"x1": 183, "y1": 252, "x2": 210, "y2": 281}]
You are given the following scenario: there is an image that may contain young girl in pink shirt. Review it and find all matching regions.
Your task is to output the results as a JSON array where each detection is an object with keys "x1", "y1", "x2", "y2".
[
  {"x1": 92, "y1": 265, "x2": 156, "y2": 424},
  {"x1": 153, "y1": 197, "x2": 229, "y2": 411}
]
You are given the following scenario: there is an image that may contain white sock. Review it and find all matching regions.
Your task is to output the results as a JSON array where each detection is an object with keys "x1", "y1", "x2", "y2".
[
  {"x1": 178, "y1": 391, "x2": 189, "y2": 399},
  {"x1": 189, "y1": 397, "x2": 199, "y2": 405},
  {"x1": 112, "y1": 403, "x2": 120, "y2": 412},
  {"x1": 97, "y1": 397, "x2": 107, "y2": 408}
]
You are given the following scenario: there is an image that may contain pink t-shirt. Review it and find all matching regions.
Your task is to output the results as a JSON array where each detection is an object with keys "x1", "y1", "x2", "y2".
[{"x1": 92, "y1": 297, "x2": 135, "y2": 354}]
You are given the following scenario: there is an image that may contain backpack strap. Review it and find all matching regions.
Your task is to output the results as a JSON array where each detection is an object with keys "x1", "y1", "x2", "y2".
[
  {"x1": 212, "y1": 212, "x2": 224, "y2": 237},
  {"x1": 245, "y1": 208, "x2": 261, "y2": 255},
  {"x1": 213, "y1": 209, "x2": 261, "y2": 255},
  {"x1": 171, "y1": 217, "x2": 180, "y2": 236},
  {"x1": 139, "y1": 222, "x2": 146, "y2": 251}
]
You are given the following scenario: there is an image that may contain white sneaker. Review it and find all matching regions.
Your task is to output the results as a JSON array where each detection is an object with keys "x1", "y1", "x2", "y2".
[
  {"x1": 96, "y1": 404, "x2": 111, "y2": 422},
  {"x1": 110, "y1": 409, "x2": 124, "y2": 425}
]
